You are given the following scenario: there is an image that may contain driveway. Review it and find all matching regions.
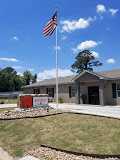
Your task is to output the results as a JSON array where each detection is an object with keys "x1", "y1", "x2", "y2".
[{"x1": 49, "y1": 103, "x2": 120, "y2": 119}]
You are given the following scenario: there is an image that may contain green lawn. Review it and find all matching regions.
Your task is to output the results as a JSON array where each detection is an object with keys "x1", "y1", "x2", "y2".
[
  {"x1": 0, "y1": 113, "x2": 120, "y2": 157},
  {"x1": 0, "y1": 98, "x2": 17, "y2": 104}
]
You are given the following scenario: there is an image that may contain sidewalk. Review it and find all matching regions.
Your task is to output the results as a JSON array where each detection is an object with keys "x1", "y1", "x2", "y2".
[
  {"x1": 49, "y1": 103, "x2": 120, "y2": 119},
  {"x1": 0, "y1": 147, "x2": 40, "y2": 160},
  {"x1": 0, "y1": 104, "x2": 17, "y2": 109}
]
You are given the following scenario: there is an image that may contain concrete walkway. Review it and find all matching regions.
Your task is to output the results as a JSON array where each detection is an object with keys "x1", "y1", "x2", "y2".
[
  {"x1": 0, "y1": 147, "x2": 13, "y2": 160},
  {"x1": 1, "y1": 103, "x2": 120, "y2": 119},
  {"x1": 50, "y1": 103, "x2": 120, "y2": 119},
  {"x1": 0, "y1": 147, "x2": 40, "y2": 160},
  {"x1": 0, "y1": 104, "x2": 17, "y2": 109},
  {"x1": 18, "y1": 155, "x2": 40, "y2": 160}
]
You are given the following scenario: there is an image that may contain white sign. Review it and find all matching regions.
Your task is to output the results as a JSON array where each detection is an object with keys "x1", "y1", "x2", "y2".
[{"x1": 33, "y1": 97, "x2": 48, "y2": 107}]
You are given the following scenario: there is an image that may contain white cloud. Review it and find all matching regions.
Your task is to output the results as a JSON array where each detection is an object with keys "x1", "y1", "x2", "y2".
[
  {"x1": 54, "y1": 46, "x2": 61, "y2": 51},
  {"x1": 29, "y1": 68, "x2": 34, "y2": 72},
  {"x1": 60, "y1": 17, "x2": 94, "y2": 32},
  {"x1": 109, "y1": 8, "x2": 119, "y2": 16},
  {"x1": 38, "y1": 68, "x2": 73, "y2": 81},
  {"x1": 96, "y1": 4, "x2": 106, "y2": 14},
  {"x1": 107, "y1": 58, "x2": 116, "y2": 64},
  {"x1": 78, "y1": 40, "x2": 98, "y2": 50},
  {"x1": 0, "y1": 57, "x2": 19, "y2": 62},
  {"x1": 12, "y1": 36, "x2": 19, "y2": 41},
  {"x1": 73, "y1": 40, "x2": 100, "y2": 53},
  {"x1": 91, "y1": 51, "x2": 99, "y2": 58},
  {"x1": 17, "y1": 72, "x2": 23, "y2": 76},
  {"x1": 96, "y1": 4, "x2": 118, "y2": 17}
]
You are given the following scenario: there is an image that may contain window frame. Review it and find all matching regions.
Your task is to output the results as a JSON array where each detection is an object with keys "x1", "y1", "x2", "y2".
[
  {"x1": 33, "y1": 88, "x2": 40, "y2": 94},
  {"x1": 117, "y1": 83, "x2": 120, "y2": 97},
  {"x1": 46, "y1": 88, "x2": 54, "y2": 98},
  {"x1": 69, "y1": 86, "x2": 76, "y2": 98}
]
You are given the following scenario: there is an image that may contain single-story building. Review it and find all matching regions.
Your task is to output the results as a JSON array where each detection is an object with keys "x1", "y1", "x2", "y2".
[{"x1": 23, "y1": 69, "x2": 120, "y2": 105}]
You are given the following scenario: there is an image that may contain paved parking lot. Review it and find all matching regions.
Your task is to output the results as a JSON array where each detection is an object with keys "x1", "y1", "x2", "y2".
[{"x1": 50, "y1": 103, "x2": 120, "y2": 119}]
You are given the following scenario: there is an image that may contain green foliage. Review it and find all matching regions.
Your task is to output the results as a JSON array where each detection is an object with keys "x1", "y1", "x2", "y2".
[
  {"x1": 58, "y1": 97, "x2": 64, "y2": 103},
  {"x1": 71, "y1": 50, "x2": 102, "y2": 74},
  {"x1": 23, "y1": 70, "x2": 33, "y2": 85},
  {"x1": 13, "y1": 148, "x2": 24, "y2": 157},
  {"x1": 32, "y1": 73, "x2": 37, "y2": 83},
  {"x1": 0, "y1": 67, "x2": 24, "y2": 92},
  {"x1": 0, "y1": 67, "x2": 37, "y2": 92},
  {"x1": 0, "y1": 101, "x2": 4, "y2": 104},
  {"x1": 23, "y1": 71, "x2": 38, "y2": 85}
]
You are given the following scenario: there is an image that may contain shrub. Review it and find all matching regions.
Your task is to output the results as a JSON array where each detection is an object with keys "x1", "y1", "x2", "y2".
[
  {"x1": 58, "y1": 97, "x2": 64, "y2": 103},
  {"x1": 0, "y1": 101, "x2": 4, "y2": 104}
]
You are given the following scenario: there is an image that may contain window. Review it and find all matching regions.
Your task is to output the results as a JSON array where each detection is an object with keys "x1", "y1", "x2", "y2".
[
  {"x1": 69, "y1": 86, "x2": 72, "y2": 98},
  {"x1": 118, "y1": 91, "x2": 120, "y2": 97},
  {"x1": 112, "y1": 83, "x2": 116, "y2": 98},
  {"x1": 117, "y1": 84, "x2": 120, "y2": 97},
  {"x1": 46, "y1": 88, "x2": 54, "y2": 97},
  {"x1": 69, "y1": 86, "x2": 76, "y2": 98},
  {"x1": 33, "y1": 88, "x2": 40, "y2": 94}
]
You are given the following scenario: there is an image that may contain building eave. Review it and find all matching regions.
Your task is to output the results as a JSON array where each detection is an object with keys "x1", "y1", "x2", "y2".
[
  {"x1": 72, "y1": 70, "x2": 108, "y2": 81},
  {"x1": 23, "y1": 81, "x2": 74, "y2": 89}
]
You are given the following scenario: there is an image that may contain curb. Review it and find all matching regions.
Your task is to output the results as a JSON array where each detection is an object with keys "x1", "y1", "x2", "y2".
[{"x1": 0, "y1": 112, "x2": 64, "y2": 121}]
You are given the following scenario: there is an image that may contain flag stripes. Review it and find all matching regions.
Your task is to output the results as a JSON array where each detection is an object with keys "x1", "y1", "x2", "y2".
[{"x1": 43, "y1": 11, "x2": 57, "y2": 37}]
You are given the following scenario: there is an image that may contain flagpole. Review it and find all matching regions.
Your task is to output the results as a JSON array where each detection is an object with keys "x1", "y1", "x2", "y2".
[{"x1": 55, "y1": 25, "x2": 58, "y2": 108}]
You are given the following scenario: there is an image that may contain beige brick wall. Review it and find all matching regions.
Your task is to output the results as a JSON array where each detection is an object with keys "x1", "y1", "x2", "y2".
[{"x1": 23, "y1": 83, "x2": 77, "y2": 103}]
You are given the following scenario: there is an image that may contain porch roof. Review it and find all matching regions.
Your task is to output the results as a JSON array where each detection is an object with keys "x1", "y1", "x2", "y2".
[{"x1": 73, "y1": 69, "x2": 120, "y2": 81}]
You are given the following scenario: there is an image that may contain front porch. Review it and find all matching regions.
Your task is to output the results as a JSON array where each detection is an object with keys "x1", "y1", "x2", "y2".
[
  {"x1": 74, "y1": 71, "x2": 105, "y2": 105},
  {"x1": 76, "y1": 81, "x2": 104, "y2": 105}
]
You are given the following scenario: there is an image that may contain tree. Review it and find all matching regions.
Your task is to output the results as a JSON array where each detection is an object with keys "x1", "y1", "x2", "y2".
[
  {"x1": 23, "y1": 70, "x2": 33, "y2": 85},
  {"x1": 32, "y1": 73, "x2": 37, "y2": 83},
  {"x1": 71, "y1": 50, "x2": 102, "y2": 74},
  {"x1": 0, "y1": 67, "x2": 24, "y2": 92},
  {"x1": 14, "y1": 75, "x2": 25, "y2": 91}
]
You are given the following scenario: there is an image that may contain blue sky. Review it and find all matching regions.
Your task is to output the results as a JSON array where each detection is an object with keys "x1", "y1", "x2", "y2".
[{"x1": 0, "y1": 0, "x2": 119, "y2": 80}]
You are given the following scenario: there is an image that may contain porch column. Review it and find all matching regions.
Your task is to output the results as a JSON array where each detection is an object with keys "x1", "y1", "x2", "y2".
[
  {"x1": 99, "y1": 81, "x2": 104, "y2": 106},
  {"x1": 76, "y1": 82, "x2": 80, "y2": 104}
]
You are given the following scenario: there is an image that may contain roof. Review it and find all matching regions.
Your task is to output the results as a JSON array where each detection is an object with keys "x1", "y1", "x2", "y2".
[
  {"x1": 24, "y1": 69, "x2": 120, "y2": 88},
  {"x1": 74, "y1": 69, "x2": 120, "y2": 81},
  {"x1": 98, "y1": 69, "x2": 120, "y2": 79},
  {"x1": 24, "y1": 75, "x2": 75, "y2": 88}
]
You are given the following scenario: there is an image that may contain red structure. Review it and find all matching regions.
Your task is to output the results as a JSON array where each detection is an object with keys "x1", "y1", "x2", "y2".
[
  {"x1": 19, "y1": 95, "x2": 32, "y2": 108},
  {"x1": 18, "y1": 94, "x2": 48, "y2": 109}
]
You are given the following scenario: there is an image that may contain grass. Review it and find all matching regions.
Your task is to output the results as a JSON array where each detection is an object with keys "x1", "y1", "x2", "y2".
[
  {"x1": 0, "y1": 113, "x2": 120, "y2": 157},
  {"x1": 0, "y1": 98, "x2": 17, "y2": 104}
]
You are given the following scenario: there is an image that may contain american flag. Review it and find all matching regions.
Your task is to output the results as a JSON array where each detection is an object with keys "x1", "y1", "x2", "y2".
[{"x1": 43, "y1": 11, "x2": 57, "y2": 37}]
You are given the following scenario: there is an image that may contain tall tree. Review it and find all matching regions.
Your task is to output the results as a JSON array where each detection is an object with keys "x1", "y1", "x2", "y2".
[
  {"x1": 71, "y1": 50, "x2": 102, "y2": 74},
  {"x1": 23, "y1": 70, "x2": 33, "y2": 85},
  {"x1": 32, "y1": 73, "x2": 37, "y2": 83},
  {"x1": 0, "y1": 67, "x2": 24, "y2": 92}
]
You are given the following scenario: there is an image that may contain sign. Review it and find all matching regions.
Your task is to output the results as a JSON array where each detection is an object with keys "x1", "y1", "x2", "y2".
[
  {"x1": 33, "y1": 96, "x2": 48, "y2": 108},
  {"x1": 20, "y1": 95, "x2": 32, "y2": 108}
]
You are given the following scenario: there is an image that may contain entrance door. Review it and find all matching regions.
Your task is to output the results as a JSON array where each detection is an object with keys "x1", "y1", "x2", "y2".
[{"x1": 88, "y1": 86, "x2": 100, "y2": 105}]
